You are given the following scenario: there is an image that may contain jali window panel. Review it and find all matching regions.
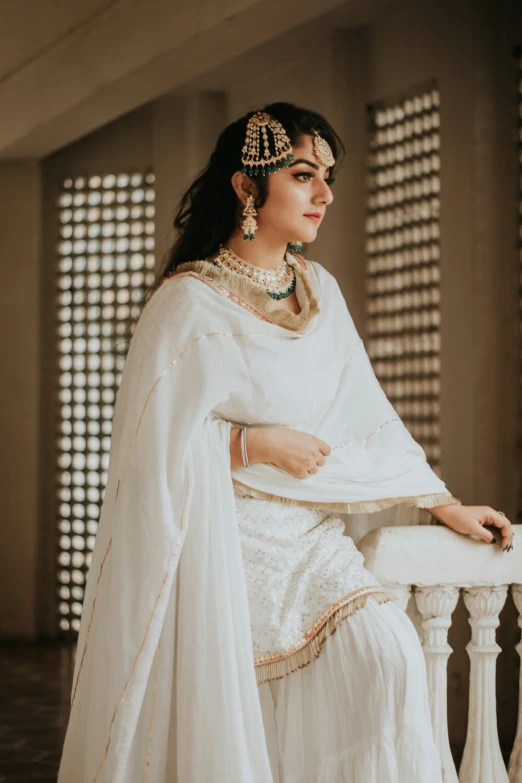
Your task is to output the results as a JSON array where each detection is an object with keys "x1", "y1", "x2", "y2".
[
  {"x1": 365, "y1": 85, "x2": 442, "y2": 475},
  {"x1": 55, "y1": 171, "x2": 155, "y2": 634}
]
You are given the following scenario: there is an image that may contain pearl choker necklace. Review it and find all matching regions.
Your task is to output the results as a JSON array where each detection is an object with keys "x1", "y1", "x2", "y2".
[{"x1": 213, "y1": 245, "x2": 296, "y2": 300}]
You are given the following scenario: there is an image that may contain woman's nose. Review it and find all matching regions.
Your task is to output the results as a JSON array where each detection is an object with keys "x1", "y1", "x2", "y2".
[{"x1": 316, "y1": 179, "x2": 334, "y2": 206}]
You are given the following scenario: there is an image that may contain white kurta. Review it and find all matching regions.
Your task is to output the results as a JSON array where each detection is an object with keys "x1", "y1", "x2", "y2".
[
  {"x1": 235, "y1": 489, "x2": 443, "y2": 782},
  {"x1": 234, "y1": 489, "x2": 386, "y2": 683}
]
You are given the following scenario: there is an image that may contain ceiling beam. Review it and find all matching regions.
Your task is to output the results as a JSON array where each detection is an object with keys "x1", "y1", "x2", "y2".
[{"x1": 0, "y1": 0, "x2": 350, "y2": 159}]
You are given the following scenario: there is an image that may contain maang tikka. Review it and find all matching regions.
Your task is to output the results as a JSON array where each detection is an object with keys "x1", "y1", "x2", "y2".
[{"x1": 311, "y1": 129, "x2": 336, "y2": 168}]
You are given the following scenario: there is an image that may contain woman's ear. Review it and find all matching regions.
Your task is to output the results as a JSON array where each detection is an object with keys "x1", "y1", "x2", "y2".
[{"x1": 231, "y1": 171, "x2": 258, "y2": 206}]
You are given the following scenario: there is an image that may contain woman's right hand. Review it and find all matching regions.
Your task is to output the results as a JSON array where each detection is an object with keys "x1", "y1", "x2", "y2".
[{"x1": 248, "y1": 427, "x2": 331, "y2": 479}]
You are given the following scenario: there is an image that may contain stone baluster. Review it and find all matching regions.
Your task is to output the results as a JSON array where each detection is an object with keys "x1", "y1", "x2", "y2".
[
  {"x1": 384, "y1": 583, "x2": 411, "y2": 612},
  {"x1": 508, "y1": 585, "x2": 522, "y2": 783},
  {"x1": 415, "y1": 586, "x2": 460, "y2": 783},
  {"x1": 459, "y1": 586, "x2": 509, "y2": 783}
]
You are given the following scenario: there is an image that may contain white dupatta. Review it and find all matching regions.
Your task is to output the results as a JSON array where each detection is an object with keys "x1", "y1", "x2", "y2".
[{"x1": 57, "y1": 255, "x2": 459, "y2": 783}]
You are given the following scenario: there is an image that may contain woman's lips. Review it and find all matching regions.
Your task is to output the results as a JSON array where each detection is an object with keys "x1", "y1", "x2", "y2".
[{"x1": 304, "y1": 214, "x2": 322, "y2": 222}]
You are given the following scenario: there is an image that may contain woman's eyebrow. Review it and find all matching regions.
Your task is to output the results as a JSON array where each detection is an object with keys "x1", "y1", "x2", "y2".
[
  {"x1": 288, "y1": 157, "x2": 319, "y2": 169},
  {"x1": 288, "y1": 158, "x2": 332, "y2": 174}
]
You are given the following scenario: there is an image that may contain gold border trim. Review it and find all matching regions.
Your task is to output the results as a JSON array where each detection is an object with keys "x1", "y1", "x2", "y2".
[
  {"x1": 341, "y1": 337, "x2": 362, "y2": 368},
  {"x1": 71, "y1": 537, "x2": 112, "y2": 707},
  {"x1": 289, "y1": 252, "x2": 309, "y2": 276},
  {"x1": 232, "y1": 481, "x2": 461, "y2": 514},
  {"x1": 254, "y1": 587, "x2": 391, "y2": 685},
  {"x1": 363, "y1": 417, "x2": 401, "y2": 444}
]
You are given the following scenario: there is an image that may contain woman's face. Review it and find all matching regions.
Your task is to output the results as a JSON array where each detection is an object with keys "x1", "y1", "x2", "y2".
[{"x1": 249, "y1": 133, "x2": 335, "y2": 245}]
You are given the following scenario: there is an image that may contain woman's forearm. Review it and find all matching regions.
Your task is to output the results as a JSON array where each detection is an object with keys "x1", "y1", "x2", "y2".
[{"x1": 230, "y1": 427, "x2": 267, "y2": 469}]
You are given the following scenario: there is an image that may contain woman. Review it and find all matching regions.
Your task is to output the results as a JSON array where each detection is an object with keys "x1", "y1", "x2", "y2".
[{"x1": 58, "y1": 102, "x2": 514, "y2": 783}]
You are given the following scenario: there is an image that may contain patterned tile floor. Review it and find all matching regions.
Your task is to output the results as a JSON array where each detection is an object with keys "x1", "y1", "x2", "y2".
[{"x1": 0, "y1": 640, "x2": 75, "y2": 782}]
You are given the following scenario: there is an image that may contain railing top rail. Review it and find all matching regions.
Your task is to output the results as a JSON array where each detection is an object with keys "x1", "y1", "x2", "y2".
[{"x1": 357, "y1": 525, "x2": 521, "y2": 588}]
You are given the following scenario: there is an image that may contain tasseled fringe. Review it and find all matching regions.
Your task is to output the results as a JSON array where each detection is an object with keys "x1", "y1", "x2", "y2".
[
  {"x1": 254, "y1": 590, "x2": 391, "y2": 686},
  {"x1": 232, "y1": 480, "x2": 461, "y2": 515}
]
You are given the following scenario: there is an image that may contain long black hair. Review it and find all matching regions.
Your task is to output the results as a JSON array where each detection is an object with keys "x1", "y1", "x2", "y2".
[{"x1": 153, "y1": 102, "x2": 345, "y2": 291}]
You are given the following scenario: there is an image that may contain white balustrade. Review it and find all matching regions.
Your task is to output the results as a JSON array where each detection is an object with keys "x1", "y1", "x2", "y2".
[
  {"x1": 383, "y1": 583, "x2": 411, "y2": 612},
  {"x1": 460, "y1": 586, "x2": 508, "y2": 782},
  {"x1": 358, "y1": 525, "x2": 521, "y2": 782}
]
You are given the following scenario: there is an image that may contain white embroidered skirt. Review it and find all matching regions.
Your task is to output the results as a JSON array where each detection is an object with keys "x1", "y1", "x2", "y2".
[{"x1": 234, "y1": 491, "x2": 443, "y2": 783}]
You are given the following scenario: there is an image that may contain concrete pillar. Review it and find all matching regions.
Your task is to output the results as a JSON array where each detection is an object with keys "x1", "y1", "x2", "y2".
[
  {"x1": 0, "y1": 162, "x2": 42, "y2": 638},
  {"x1": 153, "y1": 92, "x2": 227, "y2": 268},
  {"x1": 329, "y1": 27, "x2": 370, "y2": 339}
]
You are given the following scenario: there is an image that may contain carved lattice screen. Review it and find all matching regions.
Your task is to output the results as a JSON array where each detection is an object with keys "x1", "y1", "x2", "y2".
[{"x1": 55, "y1": 171, "x2": 155, "y2": 633}]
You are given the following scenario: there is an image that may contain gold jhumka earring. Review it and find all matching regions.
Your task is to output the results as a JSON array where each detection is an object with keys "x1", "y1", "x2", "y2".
[{"x1": 241, "y1": 194, "x2": 258, "y2": 241}]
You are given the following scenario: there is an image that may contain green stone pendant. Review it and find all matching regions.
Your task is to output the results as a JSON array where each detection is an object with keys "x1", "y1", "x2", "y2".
[{"x1": 267, "y1": 273, "x2": 296, "y2": 300}]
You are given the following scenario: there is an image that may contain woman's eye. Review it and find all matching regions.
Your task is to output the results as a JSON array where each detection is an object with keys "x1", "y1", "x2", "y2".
[{"x1": 294, "y1": 172, "x2": 336, "y2": 186}]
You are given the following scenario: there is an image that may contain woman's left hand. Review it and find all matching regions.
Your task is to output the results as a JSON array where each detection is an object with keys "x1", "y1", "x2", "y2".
[{"x1": 427, "y1": 504, "x2": 515, "y2": 551}]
